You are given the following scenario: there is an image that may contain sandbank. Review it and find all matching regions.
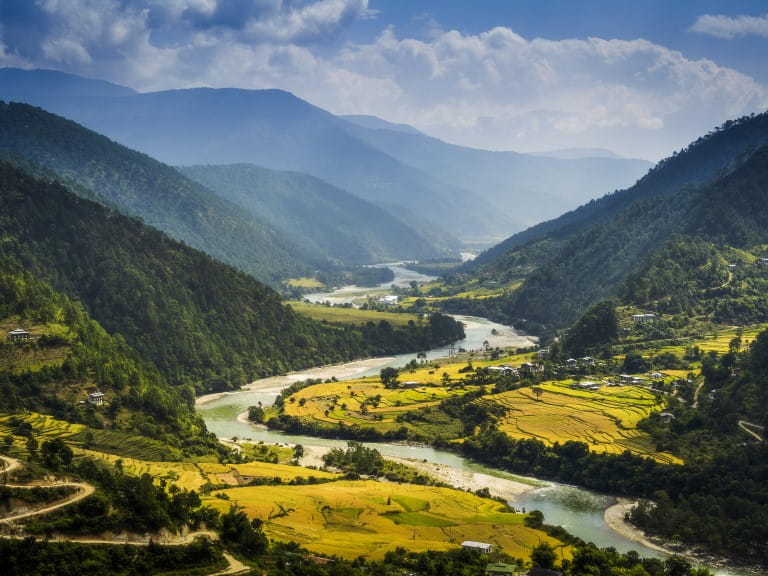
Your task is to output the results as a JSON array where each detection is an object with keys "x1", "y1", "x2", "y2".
[{"x1": 603, "y1": 498, "x2": 672, "y2": 555}]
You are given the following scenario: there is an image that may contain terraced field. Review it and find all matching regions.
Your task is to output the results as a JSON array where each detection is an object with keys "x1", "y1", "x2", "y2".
[
  {"x1": 484, "y1": 382, "x2": 681, "y2": 464},
  {"x1": 205, "y1": 480, "x2": 563, "y2": 560},
  {"x1": 281, "y1": 376, "x2": 481, "y2": 438}
]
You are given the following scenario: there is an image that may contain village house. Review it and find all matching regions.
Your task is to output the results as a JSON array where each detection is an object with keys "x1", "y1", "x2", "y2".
[
  {"x1": 659, "y1": 412, "x2": 676, "y2": 424},
  {"x1": 488, "y1": 365, "x2": 517, "y2": 377},
  {"x1": 88, "y1": 392, "x2": 106, "y2": 406},
  {"x1": 461, "y1": 541, "x2": 493, "y2": 554},
  {"x1": 631, "y1": 313, "x2": 656, "y2": 324},
  {"x1": 378, "y1": 295, "x2": 398, "y2": 306},
  {"x1": 7, "y1": 328, "x2": 30, "y2": 342}
]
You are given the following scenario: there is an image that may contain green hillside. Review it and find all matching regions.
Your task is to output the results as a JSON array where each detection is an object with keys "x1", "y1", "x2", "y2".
[
  {"x1": 0, "y1": 254, "x2": 215, "y2": 453},
  {"x1": 0, "y1": 101, "x2": 319, "y2": 283},
  {"x1": 447, "y1": 113, "x2": 768, "y2": 334},
  {"x1": 0, "y1": 160, "x2": 464, "y2": 394},
  {"x1": 179, "y1": 163, "x2": 446, "y2": 264}
]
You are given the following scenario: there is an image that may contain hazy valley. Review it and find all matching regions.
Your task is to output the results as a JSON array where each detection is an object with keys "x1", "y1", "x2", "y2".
[{"x1": 1, "y1": 61, "x2": 767, "y2": 576}]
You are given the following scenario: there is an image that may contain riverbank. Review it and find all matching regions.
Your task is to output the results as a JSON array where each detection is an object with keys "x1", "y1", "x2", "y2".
[
  {"x1": 603, "y1": 498, "x2": 672, "y2": 555},
  {"x1": 195, "y1": 357, "x2": 397, "y2": 408}
]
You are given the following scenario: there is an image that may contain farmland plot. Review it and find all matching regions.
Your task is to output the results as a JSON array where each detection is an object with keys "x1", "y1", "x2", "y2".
[{"x1": 484, "y1": 382, "x2": 680, "y2": 464}]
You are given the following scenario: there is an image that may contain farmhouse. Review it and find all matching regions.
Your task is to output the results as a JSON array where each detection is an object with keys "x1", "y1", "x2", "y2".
[
  {"x1": 378, "y1": 295, "x2": 398, "y2": 306},
  {"x1": 88, "y1": 392, "x2": 105, "y2": 406},
  {"x1": 631, "y1": 313, "x2": 656, "y2": 324},
  {"x1": 401, "y1": 381, "x2": 420, "y2": 389},
  {"x1": 462, "y1": 540, "x2": 493, "y2": 554},
  {"x1": 519, "y1": 362, "x2": 539, "y2": 376},
  {"x1": 571, "y1": 381, "x2": 601, "y2": 391},
  {"x1": 659, "y1": 412, "x2": 676, "y2": 424},
  {"x1": 488, "y1": 365, "x2": 517, "y2": 376},
  {"x1": 8, "y1": 328, "x2": 30, "y2": 342}
]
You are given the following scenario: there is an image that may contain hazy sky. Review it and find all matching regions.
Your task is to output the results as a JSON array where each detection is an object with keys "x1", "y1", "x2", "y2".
[{"x1": 1, "y1": 0, "x2": 766, "y2": 160}]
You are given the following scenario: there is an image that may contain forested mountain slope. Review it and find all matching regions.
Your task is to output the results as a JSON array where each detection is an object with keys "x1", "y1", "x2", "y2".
[
  {"x1": 472, "y1": 112, "x2": 768, "y2": 269},
  {"x1": 0, "y1": 102, "x2": 320, "y2": 283},
  {"x1": 0, "y1": 161, "x2": 353, "y2": 392},
  {"x1": 178, "y1": 163, "x2": 445, "y2": 264},
  {"x1": 0, "y1": 254, "x2": 214, "y2": 452},
  {"x1": 452, "y1": 113, "x2": 768, "y2": 333},
  {"x1": 0, "y1": 160, "x2": 465, "y2": 393}
]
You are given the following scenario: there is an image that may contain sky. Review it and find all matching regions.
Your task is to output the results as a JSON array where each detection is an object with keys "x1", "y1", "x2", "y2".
[{"x1": 0, "y1": 0, "x2": 767, "y2": 161}]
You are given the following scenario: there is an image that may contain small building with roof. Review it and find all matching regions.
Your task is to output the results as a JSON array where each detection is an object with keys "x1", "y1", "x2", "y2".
[
  {"x1": 462, "y1": 540, "x2": 493, "y2": 554},
  {"x1": 8, "y1": 328, "x2": 30, "y2": 342}
]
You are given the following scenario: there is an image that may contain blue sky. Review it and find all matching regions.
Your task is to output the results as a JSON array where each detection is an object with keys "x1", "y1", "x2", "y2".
[{"x1": 1, "y1": 0, "x2": 766, "y2": 160}]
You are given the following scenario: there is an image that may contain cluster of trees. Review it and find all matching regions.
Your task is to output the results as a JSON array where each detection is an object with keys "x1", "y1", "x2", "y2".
[
  {"x1": 0, "y1": 537, "x2": 224, "y2": 576},
  {"x1": 321, "y1": 441, "x2": 385, "y2": 477}
]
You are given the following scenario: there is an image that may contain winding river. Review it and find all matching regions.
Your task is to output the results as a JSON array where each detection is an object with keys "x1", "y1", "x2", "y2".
[
  {"x1": 198, "y1": 328, "x2": 665, "y2": 560},
  {"x1": 196, "y1": 267, "x2": 748, "y2": 572}
]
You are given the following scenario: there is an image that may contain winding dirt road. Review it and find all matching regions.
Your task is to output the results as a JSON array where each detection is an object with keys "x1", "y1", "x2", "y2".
[
  {"x1": 0, "y1": 455, "x2": 95, "y2": 524},
  {"x1": 1, "y1": 455, "x2": 251, "y2": 574}
]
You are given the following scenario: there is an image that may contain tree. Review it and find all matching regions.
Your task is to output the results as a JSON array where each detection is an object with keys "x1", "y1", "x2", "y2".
[
  {"x1": 532, "y1": 386, "x2": 544, "y2": 402},
  {"x1": 380, "y1": 367, "x2": 399, "y2": 388},
  {"x1": 220, "y1": 505, "x2": 268, "y2": 558},
  {"x1": 531, "y1": 542, "x2": 557, "y2": 569},
  {"x1": 565, "y1": 299, "x2": 619, "y2": 356},
  {"x1": 247, "y1": 405, "x2": 265, "y2": 423}
]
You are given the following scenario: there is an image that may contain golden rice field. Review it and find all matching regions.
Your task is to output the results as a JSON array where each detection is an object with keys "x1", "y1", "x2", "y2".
[
  {"x1": 205, "y1": 480, "x2": 563, "y2": 561},
  {"x1": 484, "y1": 382, "x2": 681, "y2": 464},
  {"x1": 84, "y1": 451, "x2": 340, "y2": 492},
  {"x1": 282, "y1": 375, "x2": 480, "y2": 436}
]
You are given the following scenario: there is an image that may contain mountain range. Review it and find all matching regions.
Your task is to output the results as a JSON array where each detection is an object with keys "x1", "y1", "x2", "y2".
[
  {"x1": 0, "y1": 67, "x2": 651, "y2": 247},
  {"x1": 452, "y1": 111, "x2": 768, "y2": 333},
  {"x1": 0, "y1": 102, "x2": 442, "y2": 283}
]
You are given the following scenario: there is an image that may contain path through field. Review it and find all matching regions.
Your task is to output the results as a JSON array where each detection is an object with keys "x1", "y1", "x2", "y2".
[{"x1": 1, "y1": 455, "x2": 251, "y2": 575}]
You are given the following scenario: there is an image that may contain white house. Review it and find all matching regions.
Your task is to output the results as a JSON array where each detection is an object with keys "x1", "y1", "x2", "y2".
[{"x1": 461, "y1": 541, "x2": 493, "y2": 554}]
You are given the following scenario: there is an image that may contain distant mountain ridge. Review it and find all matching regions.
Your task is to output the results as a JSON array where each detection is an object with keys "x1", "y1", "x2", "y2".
[
  {"x1": 0, "y1": 67, "x2": 651, "y2": 246},
  {"x1": 0, "y1": 101, "x2": 323, "y2": 283},
  {"x1": 178, "y1": 163, "x2": 446, "y2": 264}
]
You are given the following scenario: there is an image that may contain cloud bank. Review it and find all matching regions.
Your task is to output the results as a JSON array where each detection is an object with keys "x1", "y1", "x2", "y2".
[
  {"x1": 690, "y1": 13, "x2": 768, "y2": 39},
  {"x1": 0, "y1": 1, "x2": 766, "y2": 159}
]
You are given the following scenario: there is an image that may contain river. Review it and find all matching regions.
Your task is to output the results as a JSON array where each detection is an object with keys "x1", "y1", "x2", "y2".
[
  {"x1": 198, "y1": 327, "x2": 668, "y2": 561},
  {"x1": 196, "y1": 267, "x2": 747, "y2": 571}
]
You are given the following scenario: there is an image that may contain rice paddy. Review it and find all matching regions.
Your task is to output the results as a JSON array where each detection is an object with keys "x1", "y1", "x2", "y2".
[
  {"x1": 205, "y1": 480, "x2": 562, "y2": 560},
  {"x1": 484, "y1": 381, "x2": 681, "y2": 464}
]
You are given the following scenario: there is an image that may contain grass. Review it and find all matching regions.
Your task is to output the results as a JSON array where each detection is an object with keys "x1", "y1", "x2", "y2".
[
  {"x1": 286, "y1": 301, "x2": 421, "y2": 327},
  {"x1": 205, "y1": 480, "x2": 563, "y2": 560},
  {"x1": 284, "y1": 277, "x2": 324, "y2": 289}
]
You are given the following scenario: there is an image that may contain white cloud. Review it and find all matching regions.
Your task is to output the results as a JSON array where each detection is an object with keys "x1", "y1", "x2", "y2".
[
  {"x1": 690, "y1": 13, "x2": 768, "y2": 39},
  {"x1": 0, "y1": 2, "x2": 765, "y2": 160}
]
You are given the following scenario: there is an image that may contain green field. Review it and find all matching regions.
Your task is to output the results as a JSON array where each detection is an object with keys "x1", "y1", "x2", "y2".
[{"x1": 286, "y1": 301, "x2": 421, "y2": 327}]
